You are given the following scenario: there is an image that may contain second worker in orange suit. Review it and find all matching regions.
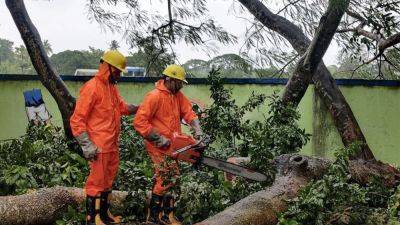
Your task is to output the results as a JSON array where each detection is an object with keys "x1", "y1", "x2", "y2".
[{"x1": 134, "y1": 64, "x2": 203, "y2": 225}]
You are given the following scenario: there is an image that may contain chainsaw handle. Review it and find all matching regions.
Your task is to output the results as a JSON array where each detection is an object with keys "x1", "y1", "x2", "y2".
[{"x1": 192, "y1": 134, "x2": 211, "y2": 150}]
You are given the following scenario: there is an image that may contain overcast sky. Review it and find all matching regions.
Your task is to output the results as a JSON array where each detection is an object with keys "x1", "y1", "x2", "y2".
[{"x1": 0, "y1": 0, "x2": 340, "y2": 66}]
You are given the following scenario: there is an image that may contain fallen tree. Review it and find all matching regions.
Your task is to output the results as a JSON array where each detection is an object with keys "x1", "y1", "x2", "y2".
[
  {"x1": 0, "y1": 187, "x2": 128, "y2": 225},
  {"x1": 1, "y1": 154, "x2": 398, "y2": 225},
  {"x1": 196, "y1": 154, "x2": 400, "y2": 225},
  {"x1": 3, "y1": 1, "x2": 398, "y2": 225}
]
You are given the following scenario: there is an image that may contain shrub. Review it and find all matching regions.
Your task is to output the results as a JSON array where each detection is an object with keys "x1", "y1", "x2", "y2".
[{"x1": 278, "y1": 143, "x2": 399, "y2": 225}]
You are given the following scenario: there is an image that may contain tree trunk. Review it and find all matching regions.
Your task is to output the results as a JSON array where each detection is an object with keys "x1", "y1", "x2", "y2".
[
  {"x1": 238, "y1": 0, "x2": 375, "y2": 160},
  {"x1": 6, "y1": 0, "x2": 76, "y2": 139},
  {"x1": 0, "y1": 186, "x2": 128, "y2": 225},
  {"x1": 284, "y1": 0, "x2": 348, "y2": 110},
  {"x1": 196, "y1": 154, "x2": 400, "y2": 225},
  {"x1": 1, "y1": 155, "x2": 397, "y2": 225}
]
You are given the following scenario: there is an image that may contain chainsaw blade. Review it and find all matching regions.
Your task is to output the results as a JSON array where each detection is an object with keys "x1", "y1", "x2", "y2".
[{"x1": 200, "y1": 156, "x2": 268, "y2": 182}]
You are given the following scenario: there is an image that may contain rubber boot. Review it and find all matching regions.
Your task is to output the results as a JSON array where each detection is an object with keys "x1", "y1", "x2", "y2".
[
  {"x1": 100, "y1": 191, "x2": 122, "y2": 224},
  {"x1": 146, "y1": 191, "x2": 163, "y2": 224},
  {"x1": 86, "y1": 195, "x2": 106, "y2": 225},
  {"x1": 160, "y1": 194, "x2": 182, "y2": 225}
]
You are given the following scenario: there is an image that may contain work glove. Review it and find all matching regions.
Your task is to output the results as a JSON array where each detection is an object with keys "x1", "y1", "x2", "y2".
[
  {"x1": 147, "y1": 131, "x2": 171, "y2": 149},
  {"x1": 127, "y1": 104, "x2": 139, "y2": 115},
  {"x1": 190, "y1": 118, "x2": 204, "y2": 142},
  {"x1": 75, "y1": 132, "x2": 99, "y2": 161}
]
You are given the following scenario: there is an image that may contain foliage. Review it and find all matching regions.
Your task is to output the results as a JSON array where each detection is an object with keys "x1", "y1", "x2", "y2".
[
  {"x1": 87, "y1": 0, "x2": 236, "y2": 64},
  {"x1": 230, "y1": 0, "x2": 400, "y2": 79},
  {"x1": 387, "y1": 185, "x2": 400, "y2": 225},
  {"x1": 0, "y1": 36, "x2": 299, "y2": 78},
  {"x1": 126, "y1": 37, "x2": 175, "y2": 76},
  {"x1": 200, "y1": 68, "x2": 267, "y2": 150},
  {"x1": 278, "y1": 143, "x2": 400, "y2": 225},
  {"x1": 115, "y1": 117, "x2": 153, "y2": 221},
  {"x1": 335, "y1": 49, "x2": 400, "y2": 79},
  {"x1": 14, "y1": 45, "x2": 36, "y2": 74},
  {"x1": 0, "y1": 124, "x2": 86, "y2": 195},
  {"x1": 0, "y1": 36, "x2": 174, "y2": 76},
  {"x1": 50, "y1": 47, "x2": 103, "y2": 75},
  {"x1": 0, "y1": 69, "x2": 309, "y2": 224},
  {"x1": 0, "y1": 38, "x2": 54, "y2": 74},
  {"x1": 200, "y1": 69, "x2": 309, "y2": 182},
  {"x1": 241, "y1": 93, "x2": 311, "y2": 177},
  {"x1": 176, "y1": 166, "x2": 262, "y2": 224},
  {"x1": 183, "y1": 54, "x2": 279, "y2": 78},
  {"x1": 0, "y1": 38, "x2": 15, "y2": 63},
  {"x1": 0, "y1": 60, "x2": 20, "y2": 74}
]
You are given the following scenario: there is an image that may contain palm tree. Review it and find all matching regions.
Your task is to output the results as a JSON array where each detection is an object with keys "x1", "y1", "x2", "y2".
[{"x1": 43, "y1": 40, "x2": 53, "y2": 56}]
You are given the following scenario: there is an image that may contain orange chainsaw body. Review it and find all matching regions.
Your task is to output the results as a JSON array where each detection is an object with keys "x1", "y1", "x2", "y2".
[{"x1": 164, "y1": 133, "x2": 201, "y2": 163}]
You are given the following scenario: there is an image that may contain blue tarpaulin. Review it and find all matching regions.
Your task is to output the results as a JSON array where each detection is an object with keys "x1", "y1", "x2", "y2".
[{"x1": 23, "y1": 89, "x2": 44, "y2": 107}]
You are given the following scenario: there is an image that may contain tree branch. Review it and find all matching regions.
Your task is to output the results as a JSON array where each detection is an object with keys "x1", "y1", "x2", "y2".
[
  {"x1": 167, "y1": 0, "x2": 174, "y2": 43},
  {"x1": 238, "y1": 0, "x2": 375, "y2": 160},
  {"x1": 283, "y1": 0, "x2": 350, "y2": 107},
  {"x1": 382, "y1": 53, "x2": 400, "y2": 73},
  {"x1": 337, "y1": 24, "x2": 380, "y2": 42},
  {"x1": 378, "y1": 32, "x2": 400, "y2": 52},
  {"x1": 357, "y1": 28, "x2": 381, "y2": 42},
  {"x1": 337, "y1": 27, "x2": 357, "y2": 33},
  {"x1": 272, "y1": 53, "x2": 299, "y2": 77},
  {"x1": 345, "y1": 9, "x2": 366, "y2": 23},
  {"x1": 276, "y1": 0, "x2": 302, "y2": 15},
  {"x1": 347, "y1": 31, "x2": 400, "y2": 67},
  {"x1": 302, "y1": 0, "x2": 350, "y2": 73}
]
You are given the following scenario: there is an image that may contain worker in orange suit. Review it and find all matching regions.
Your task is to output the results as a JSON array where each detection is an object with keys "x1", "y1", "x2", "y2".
[
  {"x1": 70, "y1": 50, "x2": 138, "y2": 225},
  {"x1": 134, "y1": 64, "x2": 203, "y2": 225}
]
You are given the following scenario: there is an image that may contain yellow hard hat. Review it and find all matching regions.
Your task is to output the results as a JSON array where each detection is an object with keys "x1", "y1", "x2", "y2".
[
  {"x1": 162, "y1": 64, "x2": 187, "y2": 83},
  {"x1": 101, "y1": 50, "x2": 127, "y2": 73}
]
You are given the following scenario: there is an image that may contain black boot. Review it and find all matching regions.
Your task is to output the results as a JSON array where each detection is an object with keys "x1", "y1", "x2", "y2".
[
  {"x1": 100, "y1": 191, "x2": 122, "y2": 224},
  {"x1": 146, "y1": 192, "x2": 163, "y2": 224},
  {"x1": 160, "y1": 194, "x2": 182, "y2": 225},
  {"x1": 86, "y1": 195, "x2": 106, "y2": 225}
]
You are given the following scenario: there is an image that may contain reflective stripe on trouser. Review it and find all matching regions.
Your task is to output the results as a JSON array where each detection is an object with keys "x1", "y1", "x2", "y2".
[
  {"x1": 85, "y1": 152, "x2": 119, "y2": 197},
  {"x1": 148, "y1": 150, "x2": 180, "y2": 196}
]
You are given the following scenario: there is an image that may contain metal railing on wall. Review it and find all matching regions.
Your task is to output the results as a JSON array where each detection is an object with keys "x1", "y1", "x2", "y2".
[{"x1": 1, "y1": 74, "x2": 400, "y2": 87}]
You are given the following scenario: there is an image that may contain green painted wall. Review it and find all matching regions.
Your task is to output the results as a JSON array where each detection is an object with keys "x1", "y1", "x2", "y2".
[
  {"x1": 312, "y1": 85, "x2": 400, "y2": 165},
  {"x1": 1, "y1": 79, "x2": 398, "y2": 165}
]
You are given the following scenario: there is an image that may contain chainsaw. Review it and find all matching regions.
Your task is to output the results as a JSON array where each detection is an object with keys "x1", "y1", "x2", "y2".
[{"x1": 162, "y1": 133, "x2": 268, "y2": 182}]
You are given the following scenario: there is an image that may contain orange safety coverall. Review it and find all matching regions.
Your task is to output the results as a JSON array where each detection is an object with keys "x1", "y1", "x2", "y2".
[
  {"x1": 133, "y1": 80, "x2": 197, "y2": 195},
  {"x1": 70, "y1": 63, "x2": 130, "y2": 197}
]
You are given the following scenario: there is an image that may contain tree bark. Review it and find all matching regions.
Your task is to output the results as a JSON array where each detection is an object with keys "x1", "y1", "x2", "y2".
[
  {"x1": 6, "y1": 0, "x2": 76, "y2": 139},
  {"x1": 238, "y1": 0, "x2": 375, "y2": 160},
  {"x1": 196, "y1": 154, "x2": 400, "y2": 225},
  {"x1": 1, "y1": 155, "x2": 398, "y2": 225},
  {"x1": 0, "y1": 186, "x2": 128, "y2": 225},
  {"x1": 283, "y1": 0, "x2": 349, "y2": 107}
]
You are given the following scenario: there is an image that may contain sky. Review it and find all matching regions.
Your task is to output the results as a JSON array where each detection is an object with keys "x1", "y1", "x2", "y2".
[{"x1": 0, "y1": 0, "x2": 340, "y2": 66}]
